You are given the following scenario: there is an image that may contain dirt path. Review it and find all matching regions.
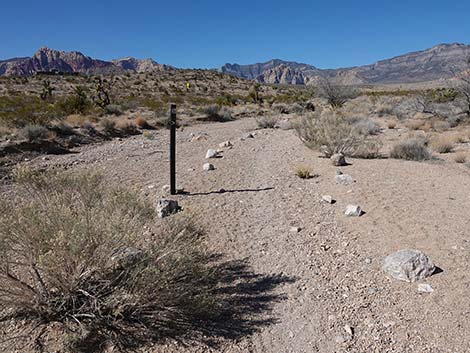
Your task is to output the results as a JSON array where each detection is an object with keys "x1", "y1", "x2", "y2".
[{"x1": 34, "y1": 119, "x2": 470, "y2": 353}]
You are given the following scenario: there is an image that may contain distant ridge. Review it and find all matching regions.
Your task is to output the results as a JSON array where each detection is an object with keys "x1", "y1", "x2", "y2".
[
  {"x1": 219, "y1": 43, "x2": 470, "y2": 85},
  {"x1": 0, "y1": 47, "x2": 172, "y2": 76},
  {"x1": 1, "y1": 43, "x2": 469, "y2": 85}
]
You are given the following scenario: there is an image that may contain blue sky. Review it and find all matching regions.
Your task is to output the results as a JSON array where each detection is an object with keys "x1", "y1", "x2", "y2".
[{"x1": 1, "y1": 0, "x2": 469, "y2": 69}]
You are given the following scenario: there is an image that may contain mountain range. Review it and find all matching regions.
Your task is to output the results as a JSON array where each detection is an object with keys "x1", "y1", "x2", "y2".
[
  {"x1": 0, "y1": 47, "x2": 171, "y2": 76},
  {"x1": 1, "y1": 43, "x2": 469, "y2": 85}
]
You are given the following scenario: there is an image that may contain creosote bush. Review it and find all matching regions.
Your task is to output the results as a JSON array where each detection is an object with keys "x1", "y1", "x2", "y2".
[
  {"x1": 21, "y1": 124, "x2": 49, "y2": 142},
  {"x1": 390, "y1": 138, "x2": 432, "y2": 161},
  {"x1": 0, "y1": 169, "x2": 257, "y2": 352},
  {"x1": 294, "y1": 110, "x2": 380, "y2": 158},
  {"x1": 203, "y1": 104, "x2": 233, "y2": 122},
  {"x1": 256, "y1": 115, "x2": 279, "y2": 129}
]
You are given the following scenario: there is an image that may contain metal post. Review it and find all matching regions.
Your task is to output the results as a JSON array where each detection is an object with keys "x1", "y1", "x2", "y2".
[{"x1": 170, "y1": 104, "x2": 177, "y2": 195}]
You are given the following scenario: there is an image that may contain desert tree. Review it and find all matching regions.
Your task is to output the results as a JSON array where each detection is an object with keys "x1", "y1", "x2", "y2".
[{"x1": 316, "y1": 77, "x2": 357, "y2": 109}]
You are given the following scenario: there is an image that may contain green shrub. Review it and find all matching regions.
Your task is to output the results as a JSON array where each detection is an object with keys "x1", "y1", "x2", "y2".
[
  {"x1": 0, "y1": 95, "x2": 59, "y2": 127},
  {"x1": 21, "y1": 124, "x2": 49, "y2": 142}
]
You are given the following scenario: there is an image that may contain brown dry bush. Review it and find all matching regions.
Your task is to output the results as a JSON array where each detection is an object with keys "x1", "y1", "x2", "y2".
[
  {"x1": 430, "y1": 135, "x2": 455, "y2": 153},
  {"x1": 454, "y1": 152, "x2": 467, "y2": 163},
  {"x1": 256, "y1": 115, "x2": 279, "y2": 129},
  {"x1": 294, "y1": 165, "x2": 313, "y2": 179},
  {"x1": 0, "y1": 169, "x2": 290, "y2": 352}
]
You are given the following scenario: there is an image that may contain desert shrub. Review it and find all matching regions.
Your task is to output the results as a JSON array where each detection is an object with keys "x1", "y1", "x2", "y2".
[
  {"x1": 135, "y1": 116, "x2": 150, "y2": 128},
  {"x1": 0, "y1": 169, "x2": 287, "y2": 352},
  {"x1": 116, "y1": 119, "x2": 138, "y2": 135},
  {"x1": 256, "y1": 115, "x2": 279, "y2": 129},
  {"x1": 430, "y1": 135, "x2": 455, "y2": 153},
  {"x1": 348, "y1": 117, "x2": 381, "y2": 135},
  {"x1": 294, "y1": 166, "x2": 313, "y2": 179},
  {"x1": 317, "y1": 78, "x2": 358, "y2": 109},
  {"x1": 273, "y1": 103, "x2": 290, "y2": 114},
  {"x1": 387, "y1": 119, "x2": 397, "y2": 129},
  {"x1": 104, "y1": 104, "x2": 123, "y2": 116},
  {"x1": 406, "y1": 119, "x2": 426, "y2": 131},
  {"x1": 390, "y1": 139, "x2": 432, "y2": 161},
  {"x1": 454, "y1": 152, "x2": 467, "y2": 163},
  {"x1": 0, "y1": 95, "x2": 60, "y2": 128},
  {"x1": 294, "y1": 110, "x2": 376, "y2": 157},
  {"x1": 214, "y1": 94, "x2": 237, "y2": 106},
  {"x1": 100, "y1": 118, "x2": 116, "y2": 134},
  {"x1": 57, "y1": 86, "x2": 92, "y2": 115},
  {"x1": 21, "y1": 124, "x2": 49, "y2": 142},
  {"x1": 203, "y1": 104, "x2": 233, "y2": 122}
]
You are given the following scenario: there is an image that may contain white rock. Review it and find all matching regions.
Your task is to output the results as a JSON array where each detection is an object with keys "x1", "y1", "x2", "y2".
[
  {"x1": 345, "y1": 205, "x2": 363, "y2": 217},
  {"x1": 161, "y1": 185, "x2": 171, "y2": 193},
  {"x1": 241, "y1": 132, "x2": 254, "y2": 140},
  {"x1": 156, "y1": 199, "x2": 180, "y2": 218},
  {"x1": 322, "y1": 195, "x2": 334, "y2": 204},
  {"x1": 344, "y1": 325, "x2": 354, "y2": 337},
  {"x1": 205, "y1": 149, "x2": 219, "y2": 159},
  {"x1": 290, "y1": 227, "x2": 301, "y2": 233},
  {"x1": 331, "y1": 153, "x2": 347, "y2": 166},
  {"x1": 382, "y1": 249, "x2": 435, "y2": 282},
  {"x1": 417, "y1": 283, "x2": 434, "y2": 293},
  {"x1": 203, "y1": 163, "x2": 215, "y2": 171},
  {"x1": 219, "y1": 140, "x2": 233, "y2": 148},
  {"x1": 335, "y1": 174, "x2": 354, "y2": 185}
]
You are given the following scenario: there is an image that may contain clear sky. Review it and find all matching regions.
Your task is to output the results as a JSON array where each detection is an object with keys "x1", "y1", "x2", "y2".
[{"x1": 1, "y1": 0, "x2": 469, "y2": 69}]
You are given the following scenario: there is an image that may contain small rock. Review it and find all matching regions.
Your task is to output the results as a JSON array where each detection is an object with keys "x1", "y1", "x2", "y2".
[
  {"x1": 219, "y1": 140, "x2": 233, "y2": 148},
  {"x1": 241, "y1": 132, "x2": 254, "y2": 140},
  {"x1": 331, "y1": 153, "x2": 347, "y2": 166},
  {"x1": 417, "y1": 283, "x2": 434, "y2": 293},
  {"x1": 161, "y1": 185, "x2": 171, "y2": 193},
  {"x1": 345, "y1": 205, "x2": 363, "y2": 217},
  {"x1": 147, "y1": 184, "x2": 155, "y2": 189},
  {"x1": 365, "y1": 257, "x2": 372, "y2": 264},
  {"x1": 344, "y1": 325, "x2": 354, "y2": 337},
  {"x1": 290, "y1": 227, "x2": 301, "y2": 233},
  {"x1": 156, "y1": 199, "x2": 180, "y2": 218},
  {"x1": 205, "y1": 149, "x2": 219, "y2": 159},
  {"x1": 203, "y1": 163, "x2": 215, "y2": 171},
  {"x1": 322, "y1": 195, "x2": 335, "y2": 204},
  {"x1": 383, "y1": 249, "x2": 435, "y2": 282},
  {"x1": 335, "y1": 174, "x2": 354, "y2": 185}
]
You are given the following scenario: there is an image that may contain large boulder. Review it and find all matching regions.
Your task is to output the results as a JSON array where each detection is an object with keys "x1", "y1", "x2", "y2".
[
  {"x1": 383, "y1": 249, "x2": 435, "y2": 282},
  {"x1": 156, "y1": 199, "x2": 180, "y2": 218}
]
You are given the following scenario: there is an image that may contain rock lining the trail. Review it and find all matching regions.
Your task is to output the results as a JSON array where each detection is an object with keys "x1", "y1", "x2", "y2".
[{"x1": 383, "y1": 249, "x2": 435, "y2": 282}]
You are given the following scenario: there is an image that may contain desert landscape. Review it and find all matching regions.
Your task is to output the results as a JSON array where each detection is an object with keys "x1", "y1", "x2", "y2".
[{"x1": 1, "y1": 33, "x2": 470, "y2": 353}]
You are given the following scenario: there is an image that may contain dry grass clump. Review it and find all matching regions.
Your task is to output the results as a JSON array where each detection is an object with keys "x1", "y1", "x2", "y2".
[
  {"x1": 405, "y1": 119, "x2": 426, "y2": 131},
  {"x1": 294, "y1": 165, "x2": 313, "y2": 179},
  {"x1": 430, "y1": 135, "x2": 455, "y2": 153},
  {"x1": 135, "y1": 116, "x2": 150, "y2": 128},
  {"x1": 387, "y1": 119, "x2": 397, "y2": 129},
  {"x1": 0, "y1": 169, "x2": 262, "y2": 352},
  {"x1": 390, "y1": 138, "x2": 432, "y2": 161},
  {"x1": 65, "y1": 114, "x2": 95, "y2": 128},
  {"x1": 116, "y1": 119, "x2": 138, "y2": 135},
  {"x1": 294, "y1": 110, "x2": 380, "y2": 158},
  {"x1": 100, "y1": 118, "x2": 116, "y2": 134},
  {"x1": 348, "y1": 117, "x2": 381, "y2": 135},
  {"x1": 256, "y1": 115, "x2": 279, "y2": 129},
  {"x1": 454, "y1": 152, "x2": 467, "y2": 163}
]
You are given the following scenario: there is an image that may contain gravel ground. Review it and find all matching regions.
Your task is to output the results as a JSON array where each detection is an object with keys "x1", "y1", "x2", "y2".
[{"x1": 25, "y1": 118, "x2": 470, "y2": 353}]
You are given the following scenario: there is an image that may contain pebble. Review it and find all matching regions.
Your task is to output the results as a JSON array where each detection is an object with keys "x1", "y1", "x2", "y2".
[{"x1": 417, "y1": 283, "x2": 434, "y2": 294}]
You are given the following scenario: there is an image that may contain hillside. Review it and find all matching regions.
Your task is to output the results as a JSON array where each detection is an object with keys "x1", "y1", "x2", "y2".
[{"x1": 220, "y1": 43, "x2": 470, "y2": 85}]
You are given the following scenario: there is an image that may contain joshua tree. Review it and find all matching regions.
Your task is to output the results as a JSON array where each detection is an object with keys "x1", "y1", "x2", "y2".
[
  {"x1": 93, "y1": 77, "x2": 111, "y2": 108},
  {"x1": 40, "y1": 80, "x2": 54, "y2": 100}
]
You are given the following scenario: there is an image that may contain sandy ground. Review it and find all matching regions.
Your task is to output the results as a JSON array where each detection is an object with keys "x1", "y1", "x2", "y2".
[{"x1": 29, "y1": 118, "x2": 470, "y2": 353}]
